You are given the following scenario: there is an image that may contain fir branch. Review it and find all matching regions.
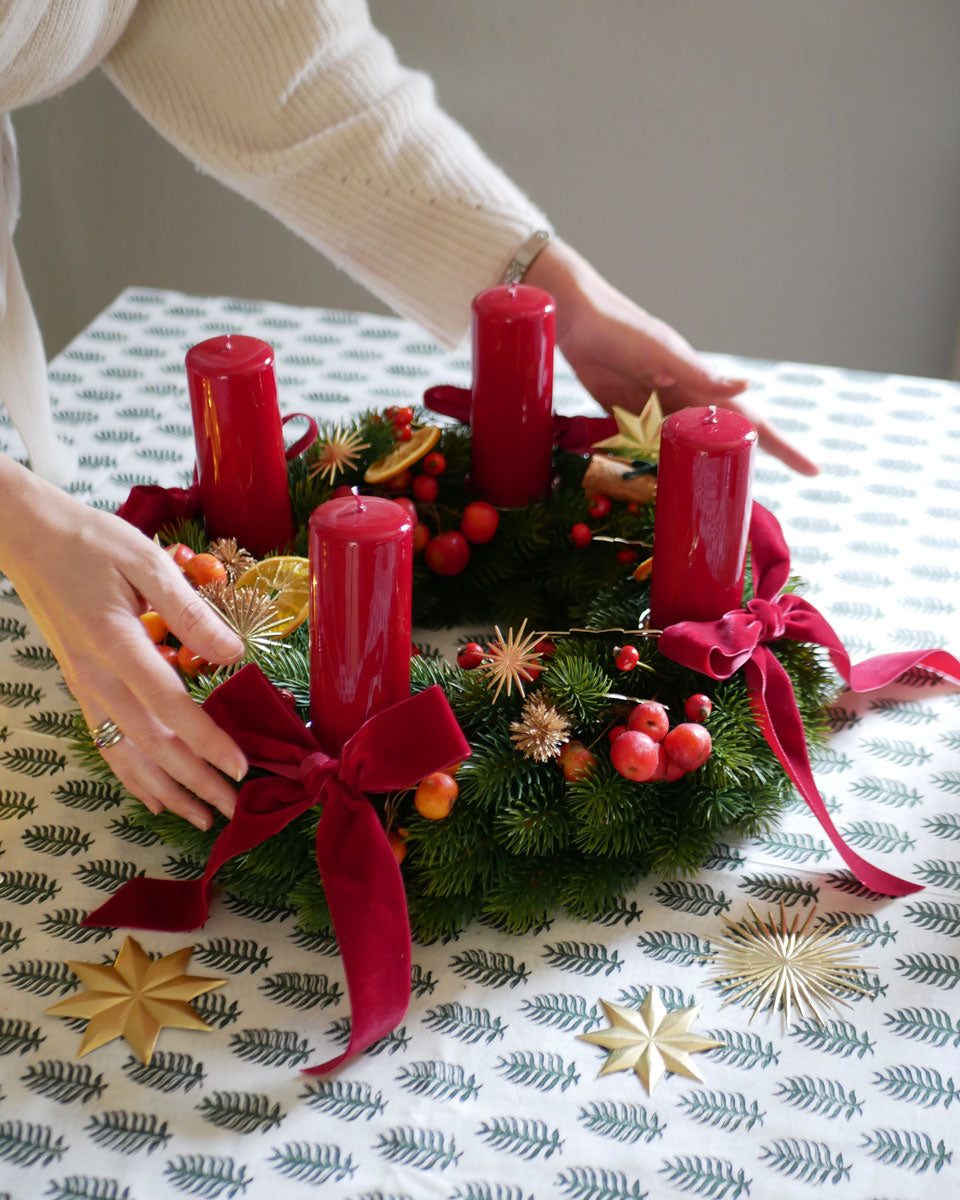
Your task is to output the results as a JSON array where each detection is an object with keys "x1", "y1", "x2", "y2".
[
  {"x1": 759, "y1": 1139, "x2": 850, "y2": 1185},
  {"x1": 0, "y1": 1017, "x2": 45, "y2": 1056},
  {"x1": 85, "y1": 1111, "x2": 171, "y2": 1156},
  {"x1": 267, "y1": 1142, "x2": 355, "y2": 1185},
  {"x1": 476, "y1": 1116, "x2": 563, "y2": 1160},
  {"x1": 162, "y1": 1155, "x2": 252, "y2": 1198},
  {"x1": 195, "y1": 1091, "x2": 284, "y2": 1135},
  {"x1": 21, "y1": 1059, "x2": 107, "y2": 1105},
  {"x1": 396, "y1": 1059, "x2": 481, "y2": 1101},
  {"x1": 658, "y1": 1155, "x2": 751, "y2": 1199},
  {"x1": 884, "y1": 1006, "x2": 960, "y2": 1049},
  {"x1": 421, "y1": 1002, "x2": 508, "y2": 1044},
  {"x1": 299, "y1": 1079, "x2": 385, "y2": 1121},
  {"x1": 577, "y1": 1099, "x2": 666, "y2": 1144},
  {"x1": 0, "y1": 1121, "x2": 67, "y2": 1169},
  {"x1": 774, "y1": 1075, "x2": 864, "y2": 1120},
  {"x1": 554, "y1": 1166, "x2": 647, "y2": 1200},
  {"x1": 228, "y1": 1028, "x2": 311, "y2": 1069},
  {"x1": 123, "y1": 1051, "x2": 205, "y2": 1094}
]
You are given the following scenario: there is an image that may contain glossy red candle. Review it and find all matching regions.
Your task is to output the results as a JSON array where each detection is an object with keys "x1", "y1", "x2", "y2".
[
  {"x1": 649, "y1": 406, "x2": 757, "y2": 629},
  {"x1": 309, "y1": 495, "x2": 413, "y2": 753},
  {"x1": 186, "y1": 335, "x2": 294, "y2": 557},
  {"x1": 470, "y1": 284, "x2": 555, "y2": 507}
]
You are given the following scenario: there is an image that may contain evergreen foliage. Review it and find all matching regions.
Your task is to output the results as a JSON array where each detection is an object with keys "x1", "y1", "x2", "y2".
[{"x1": 82, "y1": 414, "x2": 834, "y2": 934}]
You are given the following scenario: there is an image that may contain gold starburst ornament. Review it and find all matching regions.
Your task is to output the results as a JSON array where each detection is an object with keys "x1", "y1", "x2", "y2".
[
  {"x1": 478, "y1": 619, "x2": 544, "y2": 703},
  {"x1": 591, "y1": 394, "x2": 665, "y2": 463},
  {"x1": 510, "y1": 694, "x2": 571, "y2": 761},
  {"x1": 198, "y1": 580, "x2": 284, "y2": 662},
  {"x1": 579, "y1": 989, "x2": 721, "y2": 1096},
  {"x1": 45, "y1": 936, "x2": 225, "y2": 1064},
  {"x1": 308, "y1": 425, "x2": 370, "y2": 484},
  {"x1": 707, "y1": 903, "x2": 870, "y2": 1025}
]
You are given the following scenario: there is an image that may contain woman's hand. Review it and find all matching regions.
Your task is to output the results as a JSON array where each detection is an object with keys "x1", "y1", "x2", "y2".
[
  {"x1": 525, "y1": 238, "x2": 819, "y2": 476},
  {"x1": 0, "y1": 457, "x2": 247, "y2": 828}
]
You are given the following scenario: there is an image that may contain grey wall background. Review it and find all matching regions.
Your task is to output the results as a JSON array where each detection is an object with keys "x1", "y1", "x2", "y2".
[{"x1": 12, "y1": 0, "x2": 960, "y2": 377}]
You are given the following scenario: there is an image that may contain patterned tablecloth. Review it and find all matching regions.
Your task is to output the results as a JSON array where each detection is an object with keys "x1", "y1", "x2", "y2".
[{"x1": 1, "y1": 288, "x2": 960, "y2": 1200}]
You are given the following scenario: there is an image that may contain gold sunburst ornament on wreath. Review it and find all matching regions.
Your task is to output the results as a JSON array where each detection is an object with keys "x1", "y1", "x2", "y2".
[
  {"x1": 706, "y1": 902, "x2": 870, "y2": 1025},
  {"x1": 308, "y1": 425, "x2": 371, "y2": 484},
  {"x1": 479, "y1": 619, "x2": 544, "y2": 703}
]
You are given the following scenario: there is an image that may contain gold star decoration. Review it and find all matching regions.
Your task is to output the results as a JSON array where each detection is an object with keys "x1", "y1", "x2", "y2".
[
  {"x1": 706, "y1": 903, "x2": 870, "y2": 1025},
  {"x1": 198, "y1": 580, "x2": 285, "y2": 660},
  {"x1": 478, "y1": 619, "x2": 544, "y2": 703},
  {"x1": 45, "y1": 936, "x2": 225, "y2": 1065},
  {"x1": 509, "y1": 694, "x2": 571, "y2": 761},
  {"x1": 591, "y1": 394, "x2": 665, "y2": 463},
  {"x1": 579, "y1": 989, "x2": 721, "y2": 1096},
  {"x1": 208, "y1": 537, "x2": 257, "y2": 582},
  {"x1": 308, "y1": 425, "x2": 370, "y2": 484}
]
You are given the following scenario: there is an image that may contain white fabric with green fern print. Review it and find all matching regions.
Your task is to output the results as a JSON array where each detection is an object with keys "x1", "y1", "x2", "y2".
[{"x1": 1, "y1": 288, "x2": 959, "y2": 1198}]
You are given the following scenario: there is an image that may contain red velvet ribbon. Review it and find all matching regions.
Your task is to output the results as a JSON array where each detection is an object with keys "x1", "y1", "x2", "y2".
[
  {"x1": 422, "y1": 384, "x2": 618, "y2": 455},
  {"x1": 115, "y1": 412, "x2": 319, "y2": 539},
  {"x1": 84, "y1": 664, "x2": 471, "y2": 1073},
  {"x1": 659, "y1": 502, "x2": 960, "y2": 897}
]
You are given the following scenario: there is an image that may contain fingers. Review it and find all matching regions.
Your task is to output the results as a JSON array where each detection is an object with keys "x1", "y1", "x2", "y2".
[{"x1": 128, "y1": 544, "x2": 243, "y2": 665}]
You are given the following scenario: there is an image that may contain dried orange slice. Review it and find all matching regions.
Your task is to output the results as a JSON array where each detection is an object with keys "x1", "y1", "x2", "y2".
[
  {"x1": 234, "y1": 556, "x2": 310, "y2": 636},
  {"x1": 364, "y1": 425, "x2": 441, "y2": 483}
]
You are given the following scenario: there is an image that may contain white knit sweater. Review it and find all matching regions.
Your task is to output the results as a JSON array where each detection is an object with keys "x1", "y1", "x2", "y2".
[{"x1": 0, "y1": 0, "x2": 550, "y2": 482}]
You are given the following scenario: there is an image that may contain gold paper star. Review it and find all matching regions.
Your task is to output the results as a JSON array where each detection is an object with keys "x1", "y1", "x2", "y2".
[
  {"x1": 706, "y1": 903, "x2": 870, "y2": 1026},
  {"x1": 46, "y1": 937, "x2": 225, "y2": 1064},
  {"x1": 308, "y1": 426, "x2": 370, "y2": 484},
  {"x1": 591, "y1": 394, "x2": 665, "y2": 463},
  {"x1": 479, "y1": 619, "x2": 544, "y2": 703},
  {"x1": 579, "y1": 989, "x2": 721, "y2": 1095}
]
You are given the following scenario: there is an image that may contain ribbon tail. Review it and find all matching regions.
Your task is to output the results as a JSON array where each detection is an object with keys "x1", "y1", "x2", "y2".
[
  {"x1": 83, "y1": 778, "x2": 313, "y2": 930},
  {"x1": 745, "y1": 648, "x2": 922, "y2": 897},
  {"x1": 304, "y1": 784, "x2": 411, "y2": 1074}
]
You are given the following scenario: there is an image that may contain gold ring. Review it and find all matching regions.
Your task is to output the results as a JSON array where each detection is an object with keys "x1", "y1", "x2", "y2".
[{"x1": 91, "y1": 719, "x2": 125, "y2": 751}]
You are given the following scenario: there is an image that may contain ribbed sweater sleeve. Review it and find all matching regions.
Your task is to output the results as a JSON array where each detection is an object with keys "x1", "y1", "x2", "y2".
[{"x1": 103, "y1": 0, "x2": 552, "y2": 346}]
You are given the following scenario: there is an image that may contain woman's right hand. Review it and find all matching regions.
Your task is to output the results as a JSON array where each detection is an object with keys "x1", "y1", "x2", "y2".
[{"x1": 0, "y1": 456, "x2": 248, "y2": 829}]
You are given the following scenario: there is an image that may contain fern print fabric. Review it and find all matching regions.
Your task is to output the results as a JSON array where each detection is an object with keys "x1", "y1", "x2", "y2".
[{"x1": 1, "y1": 287, "x2": 960, "y2": 1198}]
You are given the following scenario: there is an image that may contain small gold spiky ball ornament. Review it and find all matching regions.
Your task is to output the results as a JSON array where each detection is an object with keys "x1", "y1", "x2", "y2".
[
  {"x1": 510, "y1": 694, "x2": 571, "y2": 762},
  {"x1": 208, "y1": 537, "x2": 256, "y2": 582}
]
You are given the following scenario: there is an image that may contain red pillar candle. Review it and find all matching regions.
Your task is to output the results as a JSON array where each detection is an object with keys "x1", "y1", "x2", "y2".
[
  {"x1": 309, "y1": 495, "x2": 413, "y2": 754},
  {"x1": 470, "y1": 284, "x2": 555, "y2": 507},
  {"x1": 649, "y1": 406, "x2": 757, "y2": 629},
  {"x1": 186, "y1": 335, "x2": 294, "y2": 557}
]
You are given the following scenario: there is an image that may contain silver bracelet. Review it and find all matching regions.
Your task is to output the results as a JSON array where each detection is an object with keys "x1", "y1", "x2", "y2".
[{"x1": 503, "y1": 229, "x2": 553, "y2": 285}]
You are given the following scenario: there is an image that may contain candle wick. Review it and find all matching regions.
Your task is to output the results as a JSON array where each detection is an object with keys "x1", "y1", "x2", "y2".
[
  {"x1": 352, "y1": 489, "x2": 364, "y2": 513},
  {"x1": 704, "y1": 405, "x2": 719, "y2": 424}
]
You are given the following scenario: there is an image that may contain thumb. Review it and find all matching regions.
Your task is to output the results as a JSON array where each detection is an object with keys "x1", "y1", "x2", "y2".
[{"x1": 133, "y1": 547, "x2": 244, "y2": 664}]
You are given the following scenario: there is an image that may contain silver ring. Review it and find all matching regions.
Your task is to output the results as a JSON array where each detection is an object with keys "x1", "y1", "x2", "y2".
[{"x1": 91, "y1": 719, "x2": 125, "y2": 751}]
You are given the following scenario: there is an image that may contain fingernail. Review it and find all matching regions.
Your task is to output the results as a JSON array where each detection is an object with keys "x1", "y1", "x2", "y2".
[
  {"x1": 215, "y1": 634, "x2": 244, "y2": 659},
  {"x1": 191, "y1": 812, "x2": 212, "y2": 831},
  {"x1": 230, "y1": 757, "x2": 248, "y2": 783},
  {"x1": 723, "y1": 377, "x2": 750, "y2": 388}
]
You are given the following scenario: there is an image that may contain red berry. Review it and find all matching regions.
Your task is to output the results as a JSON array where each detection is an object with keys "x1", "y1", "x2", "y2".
[
  {"x1": 412, "y1": 474, "x2": 439, "y2": 503},
  {"x1": 533, "y1": 639, "x2": 555, "y2": 657},
  {"x1": 140, "y1": 611, "x2": 169, "y2": 644},
  {"x1": 382, "y1": 468, "x2": 413, "y2": 493},
  {"x1": 617, "y1": 548, "x2": 639, "y2": 565},
  {"x1": 648, "y1": 744, "x2": 670, "y2": 781},
  {"x1": 394, "y1": 406, "x2": 415, "y2": 426},
  {"x1": 391, "y1": 497, "x2": 418, "y2": 523},
  {"x1": 684, "y1": 693, "x2": 713, "y2": 723},
  {"x1": 608, "y1": 724, "x2": 628, "y2": 743},
  {"x1": 423, "y1": 452, "x2": 447, "y2": 476},
  {"x1": 410, "y1": 644, "x2": 422, "y2": 658},
  {"x1": 571, "y1": 522, "x2": 592, "y2": 548},
  {"x1": 385, "y1": 405, "x2": 399, "y2": 419},
  {"x1": 615, "y1": 644, "x2": 640, "y2": 672},
  {"x1": 414, "y1": 771, "x2": 458, "y2": 819},
  {"x1": 627, "y1": 502, "x2": 641, "y2": 516},
  {"x1": 559, "y1": 740, "x2": 597, "y2": 782},
  {"x1": 610, "y1": 730, "x2": 660, "y2": 782},
  {"x1": 177, "y1": 644, "x2": 214, "y2": 678},
  {"x1": 628, "y1": 701, "x2": 669, "y2": 743},
  {"x1": 278, "y1": 688, "x2": 298, "y2": 708},
  {"x1": 425, "y1": 530, "x2": 470, "y2": 575},
  {"x1": 388, "y1": 828, "x2": 408, "y2": 865},
  {"x1": 460, "y1": 501, "x2": 499, "y2": 544},
  {"x1": 588, "y1": 494, "x2": 612, "y2": 519},
  {"x1": 184, "y1": 553, "x2": 227, "y2": 588},
  {"x1": 457, "y1": 642, "x2": 485, "y2": 670},
  {"x1": 165, "y1": 542, "x2": 195, "y2": 568},
  {"x1": 394, "y1": 423, "x2": 413, "y2": 442},
  {"x1": 156, "y1": 644, "x2": 180, "y2": 669},
  {"x1": 412, "y1": 522, "x2": 430, "y2": 553},
  {"x1": 663, "y1": 722, "x2": 712, "y2": 771},
  {"x1": 332, "y1": 484, "x2": 357, "y2": 499}
]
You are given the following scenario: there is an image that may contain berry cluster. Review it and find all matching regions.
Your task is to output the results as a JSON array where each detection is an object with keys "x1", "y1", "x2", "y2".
[{"x1": 140, "y1": 544, "x2": 227, "y2": 678}]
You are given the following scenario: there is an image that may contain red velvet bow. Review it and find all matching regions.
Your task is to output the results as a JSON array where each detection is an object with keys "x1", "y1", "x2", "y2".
[
  {"x1": 116, "y1": 478, "x2": 202, "y2": 539},
  {"x1": 84, "y1": 664, "x2": 471, "y2": 1073},
  {"x1": 659, "y1": 502, "x2": 960, "y2": 897},
  {"x1": 423, "y1": 384, "x2": 618, "y2": 455}
]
